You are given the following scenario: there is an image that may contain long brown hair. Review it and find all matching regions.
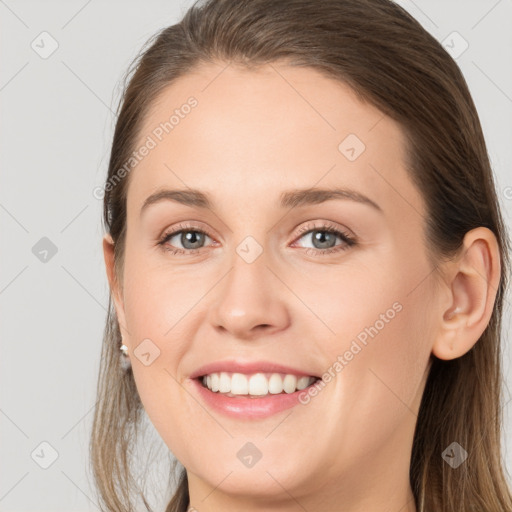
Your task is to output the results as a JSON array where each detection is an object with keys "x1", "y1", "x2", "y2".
[{"x1": 90, "y1": 1, "x2": 512, "y2": 510}]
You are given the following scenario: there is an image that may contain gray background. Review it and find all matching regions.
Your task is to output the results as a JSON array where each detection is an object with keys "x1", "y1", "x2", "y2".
[{"x1": 1, "y1": 0, "x2": 511, "y2": 510}]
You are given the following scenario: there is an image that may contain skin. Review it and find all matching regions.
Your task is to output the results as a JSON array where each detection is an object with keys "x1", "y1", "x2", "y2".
[{"x1": 103, "y1": 61, "x2": 500, "y2": 512}]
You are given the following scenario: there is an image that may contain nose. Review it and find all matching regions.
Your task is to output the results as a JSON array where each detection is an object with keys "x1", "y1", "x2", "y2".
[{"x1": 208, "y1": 250, "x2": 290, "y2": 341}]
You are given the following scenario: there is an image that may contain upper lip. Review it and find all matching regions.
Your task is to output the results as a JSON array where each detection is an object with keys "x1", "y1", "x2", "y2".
[{"x1": 189, "y1": 360, "x2": 320, "y2": 380}]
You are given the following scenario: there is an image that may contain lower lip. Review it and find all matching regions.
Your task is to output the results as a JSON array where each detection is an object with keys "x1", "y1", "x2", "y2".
[{"x1": 191, "y1": 378, "x2": 316, "y2": 419}]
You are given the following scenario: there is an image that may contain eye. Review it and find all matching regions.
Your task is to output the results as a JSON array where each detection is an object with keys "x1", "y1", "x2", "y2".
[
  {"x1": 157, "y1": 222, "x2": 216, "y2": 255},
  {"x1": 157, "y1": 221, "x2": 357, "y2": 256},
  {"x1": 291, "y1": 221, "x2": 356, "y2": 255}
]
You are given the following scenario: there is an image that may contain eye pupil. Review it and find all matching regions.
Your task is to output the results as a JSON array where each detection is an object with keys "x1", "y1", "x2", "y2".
[
  {"x1": 312, "y1": 230, "x2": 336, "y2": 249},
  {"x1": 182, "y1": 231, "x2": 204, "y2": 249}
]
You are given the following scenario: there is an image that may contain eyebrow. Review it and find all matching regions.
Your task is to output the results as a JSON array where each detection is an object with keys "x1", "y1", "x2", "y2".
[{"x1": 140, "y1": 186, "x2": 382, "y2": 217}]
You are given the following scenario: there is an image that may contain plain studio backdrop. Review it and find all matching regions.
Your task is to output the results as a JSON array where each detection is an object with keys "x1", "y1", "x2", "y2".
[{"x1": 1, "y1": 0, "x2": 511, "y2": 510}]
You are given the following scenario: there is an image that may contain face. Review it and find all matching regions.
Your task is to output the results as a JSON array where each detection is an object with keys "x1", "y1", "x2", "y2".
[{"x1": 105, "y1": 61, "x2": 438, "y2": 508}]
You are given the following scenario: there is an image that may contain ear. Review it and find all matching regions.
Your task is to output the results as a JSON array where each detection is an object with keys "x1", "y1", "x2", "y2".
[
  {"x1": 432, "y1": 227, "x2": 501, "y2": 360},
  {"x1": 102, "y1": 233, "x2": 128, "y2": 338}
]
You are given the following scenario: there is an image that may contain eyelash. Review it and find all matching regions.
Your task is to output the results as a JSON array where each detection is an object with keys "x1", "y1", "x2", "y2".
[{"x1": 157, "y1": 221, "x2": 357, "y2": 257}]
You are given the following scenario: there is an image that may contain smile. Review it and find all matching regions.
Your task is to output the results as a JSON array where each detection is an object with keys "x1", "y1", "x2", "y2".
[
  {"x1": 201, "y1": 371, "x2": 317, "y2": 397},
  {"x1": 191, "y1": 372, "x2": 321, "y2": 419}
]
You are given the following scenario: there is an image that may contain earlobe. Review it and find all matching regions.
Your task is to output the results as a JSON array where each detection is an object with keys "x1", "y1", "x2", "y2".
[{"x1": 432, "y1": 227, "x2": 501, "y2": 361}]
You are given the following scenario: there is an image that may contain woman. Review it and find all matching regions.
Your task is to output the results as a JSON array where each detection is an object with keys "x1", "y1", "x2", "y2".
[{"x1": 90, "y1": 0, "x2": 512, "y2": 510}]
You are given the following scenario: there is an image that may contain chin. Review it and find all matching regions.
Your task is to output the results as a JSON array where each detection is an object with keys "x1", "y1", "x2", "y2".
[{"x1": 188, "y1": 451, "x2": 314, "y2": 499}]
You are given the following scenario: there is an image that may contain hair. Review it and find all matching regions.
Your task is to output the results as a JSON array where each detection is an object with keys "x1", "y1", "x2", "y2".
[{"x1": 90, "y1": 0, "x2": 512, "y2": 510}]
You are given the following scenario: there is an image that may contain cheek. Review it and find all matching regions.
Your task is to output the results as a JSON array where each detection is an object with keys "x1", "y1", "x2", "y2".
[
  {"x1": 122, "y1": 249, "x2": 205, "y2": 343},
  {"x1": 120, "y1": 252, "x2": 198, "y2": 417},
  {"x1": 333, "y1": 297, "x2": 431, "y2": 464},
  {"x1": 305, "y1": 255, "x2": 433, "y2": 441},
  {"x1": 293, "y1": 257, "x2": 407, "y2": 349},
  {"x1": 120, "y1": 262, "x2": 200, "y2": 454}
]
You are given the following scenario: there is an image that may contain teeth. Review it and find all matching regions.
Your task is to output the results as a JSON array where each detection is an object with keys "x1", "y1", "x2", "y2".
[
  {"x1": 211, "y1": 373, "x2": 219, "y2": 392},
  {"x1": 268, "y1": 373, "x2": 283, "y2": 394},
  {"x1": 296, "y1": 376, "x2": 311, "y2": 390},
  {"x1": 219, "y1": 372, "x2": 231, "y2": 393},
  {"x1": 201, "y1": 372, "x2": 316, "y2": 396},
  {"x1": 232, "y1": 372, "x2": 249, "y2": 394},
  {"x1": 248, "y1": 373, "x2": 267, "y2": 395}
]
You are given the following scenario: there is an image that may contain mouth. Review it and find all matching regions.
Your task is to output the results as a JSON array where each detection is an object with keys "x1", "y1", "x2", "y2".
[
  {"x1": 196, "y1": 371, "x2": 321, "y2": 398},
  {"x1": 189, "y1": 361, "x2": 323, "y2": 418}
]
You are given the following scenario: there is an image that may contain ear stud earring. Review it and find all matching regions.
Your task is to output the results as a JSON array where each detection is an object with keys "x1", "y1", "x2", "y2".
[{"x1": 120, "y1": 339, "x2": 131, "y2": 371}]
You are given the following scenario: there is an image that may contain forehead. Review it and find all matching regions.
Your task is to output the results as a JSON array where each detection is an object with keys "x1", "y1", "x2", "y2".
[{"x1": 127, "y1": 61, "x2": 423, "y2": 221}]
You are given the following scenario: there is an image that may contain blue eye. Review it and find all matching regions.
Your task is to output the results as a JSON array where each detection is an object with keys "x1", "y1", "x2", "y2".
[
  {"x1": 157, "y1": 221, "x2": 356, "y2": 256},
  {"x1": 293, "y1": 225, "x2": 356, "y2": 254},
  {"x1": 157, "y1": 223, "x2": 215, "y2": 255},
  {"x1": 162, "y1": 230, "x2": 210, "y2": 251}
]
